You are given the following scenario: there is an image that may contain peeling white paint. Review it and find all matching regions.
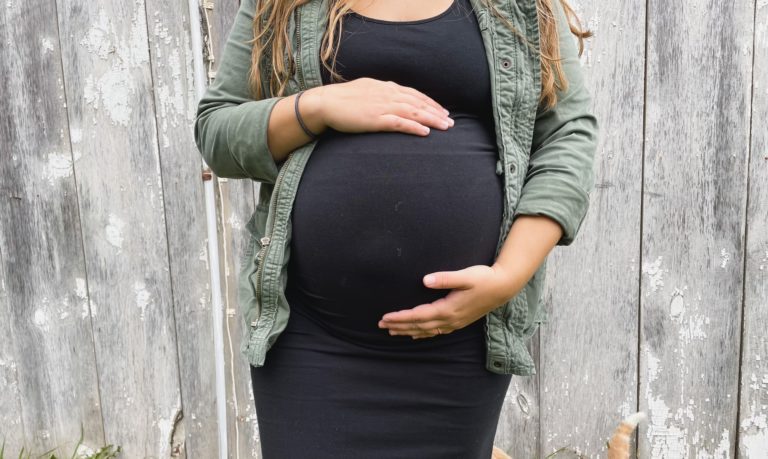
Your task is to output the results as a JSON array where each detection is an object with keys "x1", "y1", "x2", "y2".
[
  {"x1": 75, "y1": 278, "x2": 90, "y2": 319},
  {"x1": 155, "y1": 416, "x2": 173, "y2": 457},
  {"x1": 719, "y1": 248, "x2": 730, "y2": 269},
  {"x1": 228, "y1": 212, "x2": 243, "y2": 231},
  {"x1": 617, "y1": 399, "x2": 633, "y2": 419},
  {"x1": 134, "y1": 280, "x2": 152, "y2": 321},
  {"x1": 78, "y1": 3, "x2": 150, "y2": 126},
  {"x1": 153, "y1": 17, "x2": 173, "y2": 46},
  {"x1": 70, "y1": 128, "x2": 83, "y2": 144},
  {"x1": 646, "y1": 349, "x2": 660, "y2": 383},
  {"x1": 74, "y1": 444, "x2": 96, "y2": 457},
  {"x1": 697, "y1": 429, "x2": 730, "y2": 458},
  {"x1": 679, "y1": 315, "x2": 708, "y2": 343},
  {"x1": 644, "y1": 348, "x2": 687, "y2": 457},
  {"x1": 80, "y1": 9, "x2": 117, "y2": 60},
  {"x1": 199, "y1": 241, "x2": 209, "y2": 271},
  {"x1": 43, "y1": 152, "x2": 73, "y2": 185},
  {"x1": 41, "y1": 38, "x2": 54, "y2": 53},
  {"x1": 647, "y1": 395, "x2": 688, "y2": 458},
  {"x1": 58, "y1": 296, "x2": 71, "y2": 320},
  {"x1": 105, "y1": 214, "x2": 126, "y2": 251},
  {"x1": 642, "y1": 255, "x2": 666, "y2": 294},
  {"x1": 33, "y1": 308, "x2": 50, "y2": 332},
  {"x1": 740, "y1": 414, "x2": 768, "y2": 457},
  {"x1": 83, "y1": 69, "x2": 136, "y2": 126}
]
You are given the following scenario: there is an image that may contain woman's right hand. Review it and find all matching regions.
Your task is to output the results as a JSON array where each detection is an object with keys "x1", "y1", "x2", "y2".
[{"x1": 307, "y1": 77, "x2": 455, "y2": 136}]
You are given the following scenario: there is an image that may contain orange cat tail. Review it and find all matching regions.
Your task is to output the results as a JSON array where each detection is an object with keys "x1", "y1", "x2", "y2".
[
  {"x1": 607, "y1": 411, "x2": 647, "y2": 459},
  {"x1": 491, "y1": 445, "x2": 512, "y2": 459}
]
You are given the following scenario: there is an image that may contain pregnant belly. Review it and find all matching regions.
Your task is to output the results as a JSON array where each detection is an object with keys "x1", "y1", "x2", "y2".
[{"x1": 285, "y1": 114, "x2": 503, "y2": 343}]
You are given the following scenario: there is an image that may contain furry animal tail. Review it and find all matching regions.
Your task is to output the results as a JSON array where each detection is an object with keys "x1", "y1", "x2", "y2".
[
  {"x1": 491, "y1": 410, "x2": 646, "y2": 459},
  {"x1": 607, "y1": 411, "x2": 647, "y2": 459},
  {"x1": 491, "y1": 445, "x2": 512, "y2": 459}
]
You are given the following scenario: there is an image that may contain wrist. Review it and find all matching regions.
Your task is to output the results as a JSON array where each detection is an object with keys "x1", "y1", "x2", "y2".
[
  {"x1": 297, "y1": 86, "x2": 328, "y2": 136},
  {"x1": 490, "y1": 262, "x2": 527, "y2": 300}
]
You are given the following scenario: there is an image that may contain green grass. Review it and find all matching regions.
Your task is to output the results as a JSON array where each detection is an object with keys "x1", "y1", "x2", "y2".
[{"x1": 0, "y1": 424, "x2": 121, "y2": 459}]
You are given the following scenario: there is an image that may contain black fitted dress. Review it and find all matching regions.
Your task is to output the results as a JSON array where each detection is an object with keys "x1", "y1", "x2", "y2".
[{"x1": 250, "y1": 1, "x2": 512, "y2": 457}]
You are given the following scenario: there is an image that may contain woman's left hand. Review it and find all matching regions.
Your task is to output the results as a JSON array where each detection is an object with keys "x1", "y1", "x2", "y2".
[{"x1": 378, "y1": 264, "x2": 524, "y2": 339}]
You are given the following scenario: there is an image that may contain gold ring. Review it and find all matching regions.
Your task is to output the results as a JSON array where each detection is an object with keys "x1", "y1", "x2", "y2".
[{"x1": 436, "y1": 327, "x2": 442, "y2": 335}]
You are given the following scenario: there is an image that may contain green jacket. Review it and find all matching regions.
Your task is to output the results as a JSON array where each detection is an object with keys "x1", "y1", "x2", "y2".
[{"x1": 195, "y1": 0, "x2": 598, "y2": 375}]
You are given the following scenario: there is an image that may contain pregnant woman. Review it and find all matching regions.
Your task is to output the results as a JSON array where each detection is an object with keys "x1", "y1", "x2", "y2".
[{"x1": 195, "y1": 0, "x2": 597, "y2": 457}]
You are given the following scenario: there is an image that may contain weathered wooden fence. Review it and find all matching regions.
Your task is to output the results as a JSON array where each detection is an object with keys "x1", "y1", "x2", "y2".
[{"x1": 0, "y1": 0, "x2": 765, "y2": 458}]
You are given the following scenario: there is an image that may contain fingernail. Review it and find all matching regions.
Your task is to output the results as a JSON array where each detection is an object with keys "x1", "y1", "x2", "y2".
[{"x1": 424, "y1": 274, "x2": 436, "y2": 286}]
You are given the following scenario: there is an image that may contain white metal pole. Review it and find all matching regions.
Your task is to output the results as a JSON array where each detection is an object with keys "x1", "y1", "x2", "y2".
[{"x1": 187, "y1": 1, "x2": 229, "y2": 458}]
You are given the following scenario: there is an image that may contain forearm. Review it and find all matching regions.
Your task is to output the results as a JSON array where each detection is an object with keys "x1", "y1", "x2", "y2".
[
  {"x1": 491, "y1": 215, "x2": 562, "y2": 299},
  {"x1": 267, "y1": 86, "x2": 328, "y2": 163}
]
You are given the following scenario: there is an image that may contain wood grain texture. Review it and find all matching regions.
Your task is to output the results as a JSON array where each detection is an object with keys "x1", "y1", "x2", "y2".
[
  {"x1": 2, "y1": 0, "x2": 767, "y2": 457},
  {"x1": 640, "y1": 0, "x2": 755, "y2": 457},
  {"x1": 0, "y1": 1, "x2": 104, "y2": 454},
  {"x1": 537, "y1": 0, "x2": 646, "y2": 457},
  {"x1": 53, "y1": 0, "x2": 183, "y2": 455},
  {"x1": 205, "y1": 1, "x2": 264, "y2": 456},
  {"x1": 0, "y1": 249, "x2": 25, "y2": 450},
  {"x1": 738, "y1": 1, "x2": 768, "y2": 457},
  {"x1": 145, "y1": 0, "x2": 218, "y2": 456}
]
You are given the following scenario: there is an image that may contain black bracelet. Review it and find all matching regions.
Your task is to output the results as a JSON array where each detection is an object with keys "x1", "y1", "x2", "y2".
[{"x1": 294, "y1": 90, "x2": 319, "y2": 141}]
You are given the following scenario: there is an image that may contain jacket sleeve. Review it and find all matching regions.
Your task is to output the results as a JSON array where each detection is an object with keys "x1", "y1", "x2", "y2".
[
  {"x1": 512, "y1": 0, "x2": 599, "y2": 246},
  {"x1": 194, "y1": 0, "x2": 283, "y2": 183}
]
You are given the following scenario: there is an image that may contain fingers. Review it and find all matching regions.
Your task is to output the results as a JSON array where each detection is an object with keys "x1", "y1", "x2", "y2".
[
  {"x1": 385, "y1": 80, "x2": 448, "y2": 116},
  {"x1": 378, "y1": 301, "x2": 460, "y2": 338},
  {"x1": 376, "y1": 103, "x2": 453, "y2": 136},
  {"x1": 424, "y1": 270, "x2": 474, "y2": 290},
  {"x1": 387, "y1": 321, "x2": 458, "y2": 339},
  {"x1": 376, "y1": 114, "x2": 433, "y2": 136},
  {"x1": 390, "y1": 101, "x2": 454, "y2": 130},
  {"x1": 381, "y1": 302, "x2": 449, "y2": 323},
  {"x1": 396, "y1": 84, "x2": 448, "y2": 114},
  {"x1": 381, "y1": 318, "x2": 455, "y2": 333},
  {"x1": 378, "y1": 81, "x2": 453, "y2": 135}
]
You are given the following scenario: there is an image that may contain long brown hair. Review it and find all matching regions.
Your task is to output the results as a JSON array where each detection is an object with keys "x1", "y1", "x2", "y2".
[{"x1": 248, "y1": 0, "x2": 591, "y2": 110}]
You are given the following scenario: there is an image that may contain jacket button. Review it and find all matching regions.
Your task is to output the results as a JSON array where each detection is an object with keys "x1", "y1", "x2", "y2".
[
  {"x1": 509, "y1": 162, "x2": 516, "y2": 173},
  {"x1": 500, "y1": 58, "x2": 512, "y2": 69},
  {"x1": 493, "y1": 361, "x2": 502, "y2": 368}
]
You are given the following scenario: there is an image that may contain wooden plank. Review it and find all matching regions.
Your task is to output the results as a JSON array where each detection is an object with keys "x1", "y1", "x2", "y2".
[
  {"x1": 0, "y1": 1, "x2": 104, "y2": 454},
  {"x1": 217, "y1": 182, "x2": 262, "y2": 458},
  {"x1": 535, "y1": 1, "x2": 646, "y2": 456},
  {"x1": 738, "y1": 2, "x2": 768, "y2": 457},
  {"x1": 53, "y1": 0, "x2": 183, "y2": 455},
  {"x1": 640, "y1": 0, "x2": 754, "y2": 457},
  {"x1": 204, "y1": 0, "x2": 262, "y2": 455},
  {"x1": 0, "y1": 250, "x2": 26, "y2": 451},
  {"x1": 144, "y1": 0, "x2": 218, "y2": 456}
]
